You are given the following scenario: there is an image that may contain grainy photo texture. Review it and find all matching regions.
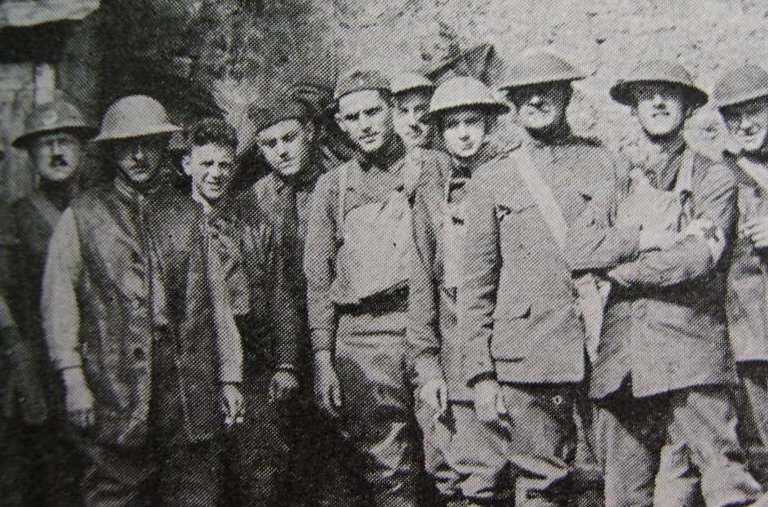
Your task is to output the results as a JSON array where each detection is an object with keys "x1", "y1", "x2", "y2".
[{"x1": 3, "y1": 2, "x2": 768, "y2": 507}]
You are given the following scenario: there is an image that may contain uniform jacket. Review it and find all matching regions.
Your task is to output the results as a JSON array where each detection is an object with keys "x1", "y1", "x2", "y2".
[
  {"x1": 202, "y1": 190, "x2": 302, "y2": 372},
  {"x1": 459, "y1": 131, "x2": 630, "y2": 386},
  {"x1": 42, "y1": 178, "x2": 242, "y2": 447},
  {"x1": 571, "y1": 143, "x2": 738, "y2": 399},
  {"x1": 723, "y1": 151, "x2": 768, "y2": 363},
  {"x1": 408, "y1": 145, "x2": 498, "y2": 401},
  {"x1": 304, "y1": 140, "x2": 448, "y2": 351}
]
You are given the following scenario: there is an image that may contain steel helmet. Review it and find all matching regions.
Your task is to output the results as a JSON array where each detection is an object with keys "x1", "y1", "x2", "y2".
[
  {"x1": 390, "y1": 72, "x2": 435, "y2": 96},
  {"x1": 12, "y1": 97, "x2": 95, "y2": 149},
  {"x1": 92, "y1": 95, "x2": 180, "y2": 143},
  {"x1": 610, "y1": 60, "x2": 708, "y2": 108},
  {"x1": 425, "y1": 76, "x2": 509, "y2": 123},
  {"x1": 712, "y1": 63, "x2": 768, "y2": 109},
  {"x1": 499, "y1": 51, "x2": 586, "y2": 91}
]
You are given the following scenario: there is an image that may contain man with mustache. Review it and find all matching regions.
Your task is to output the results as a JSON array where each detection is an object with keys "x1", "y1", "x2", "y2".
[
  {"x1": 391, "y1": 72, "x2": 436, "y2": 152},
  {"x1": 304, "y1": 69, "x2": 449, "y2": 507},
  {"x1": 181, "y1": 116, "x2": 304, "y2": 507},
  {"x1": 407, "y1": 76, "x2": 509, "y2": 507},
  {"x1": 41, "y1": 95, "x2": 243, "y2": 507},
  {"x1": 715, "y1": 64, "x2": 768, "y2": 457},
  {"x1": 572, "y1": 60, "x2": 764, "y2": 507},
  {"x1": 5, "y1": 97, "x2": 96, "y2": 506},
  {"x1": 459, "y1": 50, "x2": 622, "y2": 507}
]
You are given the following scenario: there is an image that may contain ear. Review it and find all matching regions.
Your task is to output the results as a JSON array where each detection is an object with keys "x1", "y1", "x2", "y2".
[
  {"x1": 335, "y1": 112, "x2": 348, "y2": 135},
  {"x1": 181, "y1": 153, "x2": 192, "y2": 177}
]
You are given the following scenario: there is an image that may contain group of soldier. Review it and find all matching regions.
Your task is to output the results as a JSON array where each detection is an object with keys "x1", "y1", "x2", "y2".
[{"x1": 3, "y1": 47, "x2": 768, "y2": 507}]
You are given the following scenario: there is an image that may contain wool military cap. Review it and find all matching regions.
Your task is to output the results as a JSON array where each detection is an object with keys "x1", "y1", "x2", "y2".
[
  {"x1": 92, "y1": 95, "x2": 180, "y2": 143},
  {"x1": 390, "y1": 72, "x2": 435, "y2": 96},
  {"x1": 712, "y1": 63, "x2": 768, "y2": 108},
  {"x1": 248, "y1": 98, "x2": 310, "y2": 134},
  {"x1": 333, "y1": 68, "x2": 391, "y2": 102},
  {"x1": 425, "y1": 76, "x2": 509, "y2": 122},
  {"x1": 13, "y1": 97, "x2": 96, "y2": 148},
  {"x1": 610, "y1": 60, "x2": 708, "y2": 108},
  {"x1": 499, "y1": 51, "x2": 586, "y2": 91}
]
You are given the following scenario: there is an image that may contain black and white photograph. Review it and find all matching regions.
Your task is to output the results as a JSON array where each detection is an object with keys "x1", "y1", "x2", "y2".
[{"x1": 3, "y1": 1, "x2": 768, "y2": 506}]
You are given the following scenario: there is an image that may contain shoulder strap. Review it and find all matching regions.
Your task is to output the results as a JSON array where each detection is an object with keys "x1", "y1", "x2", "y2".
[
  {"x1": 515, "y1": 147, "x2": 569, "y2": 252},
  {"x1": 336, "y1": 163, "x2": 349, "y2": 243},
  {"x1": 28, "y1": 192, "x2": 63, "y2": 231},
  {"x1": 674, "y1": 149, "x2": 696, "y2": 194}
]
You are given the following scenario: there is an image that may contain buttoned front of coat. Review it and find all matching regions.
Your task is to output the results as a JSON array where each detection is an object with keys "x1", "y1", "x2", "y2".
[
  {"x1": 572, "y1": 146, "x2": 738, "y2": 399},
  {"x1": 460, "y1": 134, "x2": 622, "y2": 386},
  {"x1": 65, "y1": 181, "x2": 223, "y2": 447},
  {"x1": 724, "y1": 152, "x2": 768, "y2": 363}
]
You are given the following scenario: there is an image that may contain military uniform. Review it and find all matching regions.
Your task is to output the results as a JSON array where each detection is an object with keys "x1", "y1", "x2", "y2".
[
  {"x1": 42, "y1": 96, "x2": 243, "y2": 507},
  {"x1": 408, "y1": 76, "x2": 509, "y2": 504},
  {"x1": 572, "y1": 61, "x2": 764, "y2": 507},
  {"x1": 305, "y1": 124, "x2": 448, "y2": 505},
  {"x1": 459, "y1": 127, "x2": 622, "y2": 506},
  {"x1": 715, "y1": 64, "x2": 768, "y2": 452}
]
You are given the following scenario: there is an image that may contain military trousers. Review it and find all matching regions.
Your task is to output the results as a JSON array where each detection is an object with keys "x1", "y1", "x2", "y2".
[
  {"x1": 738, "y1": 361, "x2": 768, "y2": 448},
  {"x1": 334, "y1": 311, "x2": 421, "y2": 507},
  {"x1": 76, "y1": 336, "x2": 222, "y2": 507},
  {"x1": 448, "y1": 383, "x2": 578, "y2": 507},
  {"x1": 594, "y1": 384, "x2": 763, "y2": 507}
]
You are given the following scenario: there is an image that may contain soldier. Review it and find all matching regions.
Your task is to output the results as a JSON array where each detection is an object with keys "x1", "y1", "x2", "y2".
[
  {"x1": 458, "y1": 50, "x2": 621, "y2": 507},
  {"x1": 571, "y1": 60, "x2": 765, "y2": 507},
  {"x1": 6, "y1": 97, "x2": 96, "y2": 506},
  {"x1": 180, "y1": 116, "x2": 302, "y2": 507},
  {"x1": 41, "y1": 95, "x2": 244, "y2": 507},
  {"x1": 246, "y1": 96, "x2": 362, "y2": 507},
  {"x1": 1, "y1": 142, "x2": 49, "y2": 507},
  {"x1": 304, "y1": 68, "x2": 449, "y2": 507},
  {"x1": 391, "y1": 72, "x2": 436, "y2": 152},
  {"x1": 407, "y1": 76, "x2": 509, "y2": 507},
  {"x1": 714, "y1": 64, "x2": 768, "y2": 451}
]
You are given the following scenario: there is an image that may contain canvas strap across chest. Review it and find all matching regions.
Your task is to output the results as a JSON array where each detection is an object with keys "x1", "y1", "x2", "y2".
[
  {"x1": 616, "y1": 150, "x2": 695, "y2": 232},
  {"x1": 331, "y1": 163, "x2": 416, "y2": 303}
]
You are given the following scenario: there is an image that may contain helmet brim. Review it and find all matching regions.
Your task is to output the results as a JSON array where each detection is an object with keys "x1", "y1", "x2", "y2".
[
  {"x1": 423, "y1": 102, "x2": 510, "y2": 124},
  {"x1": 714, "y1": 87, "x2": 768, "y2": 109},
  {"x1": 91, "y1": 123, "x2": 181, "y2": 143},
  {"x1": 609, "y1": 80, "x2": 709, "y2": 108},
  {"x1": 498, "y1": 74, "x2": 585, "y2": 92},
  {"x1": 12, "y1": 125, "x2": 97, "y2": 149}
]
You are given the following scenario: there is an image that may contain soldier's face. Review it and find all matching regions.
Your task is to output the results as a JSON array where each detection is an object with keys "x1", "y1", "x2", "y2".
[
  {"x1": 30, "y1": 131, "x2": 82, "y2": 182},
  {"x1": 393, "y1": 90, "x2": 433, "y2": 150},
  {"x1": 631, "y1": 83, "x2": 688, "y2": 138},
  {"x1": 113, "y1": 136, "x2": 166, "y2": 185},
  {"x1": 511, "y1": 83, "x2": 570, "y2": 132},
  {"x1": 182, "y1": 142, "x2": 236, "y2": 203},
  {"x1": 722, "y1": 97, "x2": 768, "y2": 154},
  {"x1": 336, "y1": 90, "x2": 394, "y2": 153},
  {"x1": 442, "y1": 107, "x2": 488, "y2": 160},
  {"x1": 257, "y1": 119, "x2": 314, "y2": 178}
]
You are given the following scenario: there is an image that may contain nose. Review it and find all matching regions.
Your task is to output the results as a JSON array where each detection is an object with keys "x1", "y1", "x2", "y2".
[
  {"x1": 50, "y1": 140, "x2": 63, "y2": 155},
  {"x1": 456, "y1": 122, "x2": 470, "y2": 139},
  {"x1": 651, "y1": 93, "x2": 665, "y2": 107},
  {"x1": 529, "y1": 93, "x2": 544, "y2": 107},
  {"x1": 132, "y1": 145, "x2": 145, "y2": 161},
  {"x1": 276, "y1": 140, "x2": 289, "y2": 157},
  {"x1": 407, "y1": 110, "x2": 419, "y2": 127},
  {"x1": 209, "y1": 163, "x2": 222, "y2": 178},
  {"x1": 359, "y1": 113, "x2": 373, "y2": 132}
]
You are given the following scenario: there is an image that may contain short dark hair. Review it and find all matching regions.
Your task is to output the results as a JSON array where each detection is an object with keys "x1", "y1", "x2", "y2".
[{"x1": 184, "y1": 117, "x2": 238, "y2": 153}]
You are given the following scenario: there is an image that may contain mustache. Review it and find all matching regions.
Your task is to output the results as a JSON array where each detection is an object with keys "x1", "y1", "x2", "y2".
[{"x1": 50, "y1": 155, "x2": 69, "y2": 167}]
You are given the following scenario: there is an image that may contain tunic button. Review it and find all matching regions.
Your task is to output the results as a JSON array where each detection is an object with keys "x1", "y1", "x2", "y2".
[
  {"x1": 132, "y1": 298, "x2": 143, "y2": 311},
  {"x1": 133, "y1": 347, "x2": 145, "y2": 361}
]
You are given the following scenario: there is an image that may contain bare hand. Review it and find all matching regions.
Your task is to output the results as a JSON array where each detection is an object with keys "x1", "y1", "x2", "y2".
[
  {"x1": 419, "y1": 377, "x2": 448, "y2": 414},
  {"x1": 269, "y1": 370, "x2": 299, "y2": 404},
  {"x1": 221, "y1": 383, "x2": 244, "y2": 428},
  {"x1": 743, "y1": 216, "x2": 768, "y2": 249},
  {"x1": 472, "y1": 378, "x2": 506, "y2": 423},
  {"x1": 313, "y1": 352, "x2": 342, "y2": 419},
  {"x1": 62, "y1": 368, "x2": 95, "y2": 430}
]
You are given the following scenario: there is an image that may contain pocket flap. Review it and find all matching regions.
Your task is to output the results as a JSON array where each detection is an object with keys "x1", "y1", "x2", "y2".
[{"x1": 496, "y1": 301, "x2": 531, "y2": 320}]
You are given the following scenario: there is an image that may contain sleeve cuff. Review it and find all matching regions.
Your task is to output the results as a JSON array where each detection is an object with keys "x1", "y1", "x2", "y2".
[{"x1": 54, "y1": 349, "x2": 83, "y2": 371}]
